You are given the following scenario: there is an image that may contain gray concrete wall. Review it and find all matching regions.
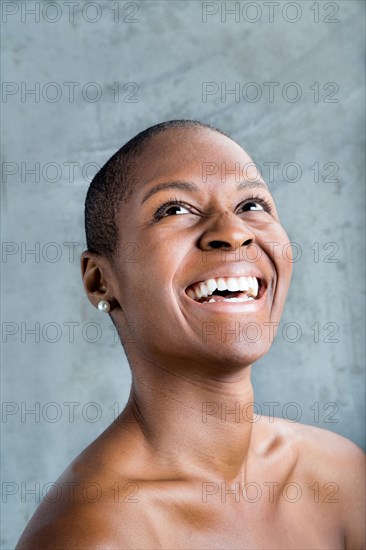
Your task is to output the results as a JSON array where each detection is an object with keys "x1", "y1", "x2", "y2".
[{"x1": 1, "y1": 0, "x2": 365, "y2": 546}]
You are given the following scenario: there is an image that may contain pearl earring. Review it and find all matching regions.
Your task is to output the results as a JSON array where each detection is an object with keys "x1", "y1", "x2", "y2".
[{"x1": 97, "y1": 300, "x2": 111, "y2": 313}]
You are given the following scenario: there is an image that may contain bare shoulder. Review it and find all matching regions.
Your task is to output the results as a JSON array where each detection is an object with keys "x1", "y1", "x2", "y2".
[
  {"x1": 16, "y1": 478, "x2": 138, "y2": 550},
  {"x1": 271, "y1": 417, "x2": 366, "y2": 549},
  {"x1": 268, "y1": 416, "x2": 365, "y2": 486},
  {"x1": 15, "y1": 433, "x2": 155, "y2": 549},
  {"x1": 286, "y1": 418, "x2": 365, "y2": 480},
  {"x1": 16, "y1": 507, "x2": 125, "y2": 550},
  {"x1": 15, "y1": 470, "x2": 152, "y2": 550},
  {"x1": 255, "y1": 415, "x2": 364, "y2": 483}
]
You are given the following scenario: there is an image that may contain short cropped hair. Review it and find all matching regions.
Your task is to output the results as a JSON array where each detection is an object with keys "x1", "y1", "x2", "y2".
[{"x1": 84, "y1": 119, "x2": 228, "y2": 261}]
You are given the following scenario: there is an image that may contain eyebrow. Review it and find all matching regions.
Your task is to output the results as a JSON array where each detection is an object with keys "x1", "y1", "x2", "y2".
[{"x1": 141, "y1": 179, "x2": 268, "y2": 205}]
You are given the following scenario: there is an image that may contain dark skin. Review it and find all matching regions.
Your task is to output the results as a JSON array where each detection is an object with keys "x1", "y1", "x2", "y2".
[{"x1": 17, "y1": 128, "x2": 365, "y2": 549}]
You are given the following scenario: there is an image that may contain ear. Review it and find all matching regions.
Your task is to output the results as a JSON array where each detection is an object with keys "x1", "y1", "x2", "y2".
[{"x1": 80, "y1": 251, "x2": 115, "y2": 311}]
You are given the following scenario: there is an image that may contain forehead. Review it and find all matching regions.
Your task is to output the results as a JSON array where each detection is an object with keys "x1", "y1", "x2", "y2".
[{"x1": 132, "y1": 128, "x2": 263, "y2": 190}]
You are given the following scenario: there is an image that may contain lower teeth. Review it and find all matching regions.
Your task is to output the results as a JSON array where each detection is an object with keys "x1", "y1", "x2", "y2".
[{"x1": 204, "y1": 296, "x2": 254, "y2": 303}]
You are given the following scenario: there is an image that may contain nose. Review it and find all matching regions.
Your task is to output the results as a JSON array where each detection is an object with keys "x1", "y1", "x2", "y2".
[{"x1": 199, "y1": 210, "x2": 255, "y2": 251}]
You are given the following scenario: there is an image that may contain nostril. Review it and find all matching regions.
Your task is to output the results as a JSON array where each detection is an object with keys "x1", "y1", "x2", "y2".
[
  {"x1": 208, "y1": 239, "x2": 254, "y2": 250},
  {"x1": 209, "y1": 240, "x2": 230, "y2": 249}
]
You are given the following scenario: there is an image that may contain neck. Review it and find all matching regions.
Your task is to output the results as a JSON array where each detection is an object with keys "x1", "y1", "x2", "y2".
[{"x1": 123, "y1": 358, "x2": 255, "y2": 483}]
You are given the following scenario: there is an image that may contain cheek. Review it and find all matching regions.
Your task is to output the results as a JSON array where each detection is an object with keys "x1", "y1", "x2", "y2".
[
  {"x1": 115, "y1": 242, "x2": 180, "y2": 316},
  {"x1": 260, "y1": 221, "x2": 293, "y2": 263},
  {"x1": 264, "y1": 223, "x2": 293, "y2": 303}
]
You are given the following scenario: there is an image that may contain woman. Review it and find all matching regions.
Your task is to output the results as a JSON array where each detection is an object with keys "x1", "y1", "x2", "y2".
[{"x1": 16, "y1": 120, "x2": 365, "y2": 549}]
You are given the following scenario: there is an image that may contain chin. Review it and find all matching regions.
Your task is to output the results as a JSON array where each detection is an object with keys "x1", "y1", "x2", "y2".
[{"x1": 202, "y1": 342, "x2": 271, "y2": 373}]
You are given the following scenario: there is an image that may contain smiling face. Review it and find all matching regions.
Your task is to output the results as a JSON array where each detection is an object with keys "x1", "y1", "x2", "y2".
[{"x1": 106, "y1": 127, "x2": 293, "y2": 376}]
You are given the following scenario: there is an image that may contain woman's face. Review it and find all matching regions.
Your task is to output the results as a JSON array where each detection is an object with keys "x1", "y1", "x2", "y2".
[{"x1": 110, "y1": 128, "x2": 293, "y2": 376}]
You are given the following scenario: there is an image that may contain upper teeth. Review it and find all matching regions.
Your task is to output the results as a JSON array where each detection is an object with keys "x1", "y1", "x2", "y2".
[{"x1": 187, "y1": 276, "x2": 259, "y2": 301}]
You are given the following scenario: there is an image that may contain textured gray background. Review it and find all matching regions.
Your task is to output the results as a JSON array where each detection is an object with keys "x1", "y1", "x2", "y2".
[{"x1": 1, "y1": 0, "x2": 365, "y2": 547}]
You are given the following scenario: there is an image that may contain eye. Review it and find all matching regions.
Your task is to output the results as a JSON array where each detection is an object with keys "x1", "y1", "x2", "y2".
[
  {"x1": 240, "y1": 195, "x2": 273, "y2": 214},
  {"x1": 243, "y1": 201, "x2": 264, "y2": 211},
  {"x1": 153, "y1": 199, "x2": 192, "y2": 220}
]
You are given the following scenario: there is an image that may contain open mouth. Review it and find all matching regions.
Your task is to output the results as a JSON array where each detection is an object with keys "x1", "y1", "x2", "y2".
[{"x1": 185, "y1": 276, "x2": 265, "y2": 304}]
